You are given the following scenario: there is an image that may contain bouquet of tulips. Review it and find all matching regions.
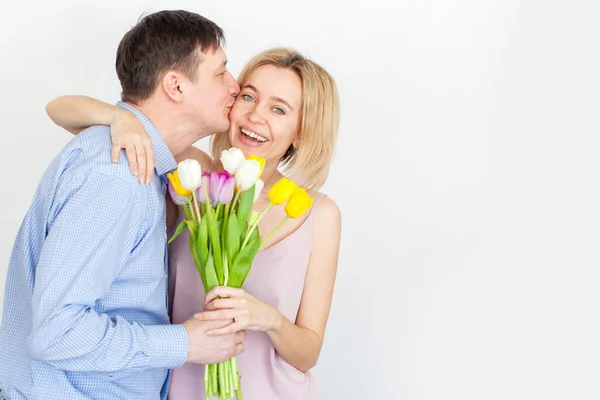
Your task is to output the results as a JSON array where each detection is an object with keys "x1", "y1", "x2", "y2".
[{"x1": 167, "y1": 147, "x2": 313, "y2": 400}]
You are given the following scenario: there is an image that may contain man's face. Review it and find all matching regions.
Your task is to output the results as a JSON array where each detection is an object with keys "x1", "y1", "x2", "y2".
[{"x1": 183, "y1": 46, "x2": 240, "y2": 135}]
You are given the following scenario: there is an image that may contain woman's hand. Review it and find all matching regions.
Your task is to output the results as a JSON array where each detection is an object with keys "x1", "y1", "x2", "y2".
[
  {"x1": 110, "y1": 109, "x2": 155, "y2": 184},
  {"x1": 195, "y1": 286, "x2": 282, "y2": 335}
]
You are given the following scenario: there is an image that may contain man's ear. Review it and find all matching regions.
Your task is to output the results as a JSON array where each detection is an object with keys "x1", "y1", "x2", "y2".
[{"x1": 161, "y1": 71, "x2": 184, "y2": 103}]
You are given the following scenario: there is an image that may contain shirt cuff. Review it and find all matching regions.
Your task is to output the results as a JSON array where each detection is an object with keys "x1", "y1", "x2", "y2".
[{"x1": 144, "y1": 324, "x2": 188, "y2": 369}]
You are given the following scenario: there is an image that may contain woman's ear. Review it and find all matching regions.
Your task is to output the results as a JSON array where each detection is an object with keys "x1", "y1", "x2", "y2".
[{"x1": 161, "y1": 71, "x2": 184, "y2": 103}]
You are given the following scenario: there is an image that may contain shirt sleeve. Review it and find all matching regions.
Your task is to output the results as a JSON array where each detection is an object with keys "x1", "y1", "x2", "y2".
[{"x1": 28, "y1": 171, "x2": 188, "y2": 372}]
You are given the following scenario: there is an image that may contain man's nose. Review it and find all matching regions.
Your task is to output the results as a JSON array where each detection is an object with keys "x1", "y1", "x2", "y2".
[{"x1": 228, "y1": 73, "x2": 240, "y2": 96}]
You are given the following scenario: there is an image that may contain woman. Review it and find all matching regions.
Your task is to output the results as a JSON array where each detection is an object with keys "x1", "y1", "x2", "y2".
[{"x1": 46, "y1": 48, "x2": 341, "y2": 400}]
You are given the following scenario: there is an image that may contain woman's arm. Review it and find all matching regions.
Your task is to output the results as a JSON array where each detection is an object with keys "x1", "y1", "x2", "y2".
[
  {"x1": 199, "y1": 196, "x2": 341, "y2": 372},
  {"x1": 47, "y1": 95, "x2": 125, "y2": 135},
  {"x1": 46, "y1": 95, "x2": 155, "y2": 183},
  {"x1": 266, "y1": 196, "x2": 341, "y2": 371}
]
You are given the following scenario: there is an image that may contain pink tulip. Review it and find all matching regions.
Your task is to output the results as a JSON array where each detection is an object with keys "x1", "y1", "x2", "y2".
[
  {"x1": 196, "y1": 172, "x2": 211, "y2": 204},
  {"x1": 215, "y1": 171, "x2": 235, "y2": 204},
  {"x1": 197, "y1": 171, "x2": 234, "y2": 206}
]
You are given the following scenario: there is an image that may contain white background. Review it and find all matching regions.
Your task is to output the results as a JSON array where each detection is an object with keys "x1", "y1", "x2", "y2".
[{"x1": 1, "y1": 1, "x2": 599, "y2": 399}]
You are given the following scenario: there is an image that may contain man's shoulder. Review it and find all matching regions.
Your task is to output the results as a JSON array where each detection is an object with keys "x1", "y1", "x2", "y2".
[
  {"x1": 48, "y1": 127, "x2": 148, "y2": 212},
  {"x1": 77, "y1": 125, "x2": 112, "y2": 159},
  {"x1": 75, "y1": 126, "x2": 143, "y2": 185}
]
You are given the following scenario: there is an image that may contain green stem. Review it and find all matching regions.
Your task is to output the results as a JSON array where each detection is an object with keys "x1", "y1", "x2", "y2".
[
  {"x1": 223, "y1": 253, "x2": 229, "y2": 286},
  {"x1": 183, "y1": 203, "x2": 192, "y2": 221},
  {"x1": 224, "y1": 202, "x2": 231, "y2": 223},
  {"x1": 225, "y1": 359, "x2": 231, "y2": 396},
  {"x1": 260, "y1": 216, "x2": 289, "y2": 249},
  {"x1": 204, "y1": 364, "x2": 210, "y2": 400},
  {"x1": 230, "y1": 190, "x2": 241, "y2": 217},
  {"x1": 192, "y1": 191, "x2": 202, "y2": 222},
  {"x1": 231, "y1": 356, "x2": 239, "y2": 390},
  {"x1": 187, "y1": 198, "x2": 195, "y2": 220},
  {"x1": 204, "y1": 184, "x2": 223, "y2": 284},
  {"x1": 211, "y1": 364, "x2": 218, "y2": 397},
  {"x1": 218, "y1": 362, "x2": 226, "y2": 398},
  {"x1": 221, "y1": 202, "x2": 231, "y2": 250},
  {"x1": 241, "y1": 203, "x2": 272, "y2": 250}
]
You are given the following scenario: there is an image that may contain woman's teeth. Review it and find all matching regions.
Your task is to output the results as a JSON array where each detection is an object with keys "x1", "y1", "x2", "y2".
[{"x1": 241, "y1": 128, "x2": 267, "y2": 142}]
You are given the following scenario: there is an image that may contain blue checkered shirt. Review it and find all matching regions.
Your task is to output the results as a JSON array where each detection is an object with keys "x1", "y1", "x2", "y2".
[{"x1": 0, "y1": 102, "x2": 188, "y2": 399}]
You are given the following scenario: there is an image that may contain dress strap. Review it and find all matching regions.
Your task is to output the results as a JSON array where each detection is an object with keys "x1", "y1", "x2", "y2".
[{"x1": 308, "y1": 193, "x2": 326, "y2": 217}]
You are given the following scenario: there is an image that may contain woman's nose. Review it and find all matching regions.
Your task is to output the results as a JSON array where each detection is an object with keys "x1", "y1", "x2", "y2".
[{"x1": 248, "y1": 108, "x2": 266, "y2": 124}]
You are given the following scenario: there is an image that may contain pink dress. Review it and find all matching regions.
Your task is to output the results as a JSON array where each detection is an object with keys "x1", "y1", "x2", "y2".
[{"x1": 167, "y1": 196, "x2": 324, "y2": 400}]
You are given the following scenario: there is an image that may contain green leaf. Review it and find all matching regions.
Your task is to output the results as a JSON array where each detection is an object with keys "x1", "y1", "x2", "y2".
[
  {"x1": 216, "y1": 203, "x2": 224, "y2": 221},
  {"x1": 197, "y1": 217, "x2": 209, "y2": 266},
  {"x1": 228, "y1": 235, "x2": 261, "y2": 288},
  {"x1": 206, "y1": 206, "x2": 224, "y2": 285},
  {"x1": 183, "y1": 204, "x2": 192, "y2": 221},
  {"x1": 226, "y1": 211, "x2": 241, "y2": 264},
  {"x1": 250, "y1": 221, "x2": 261, "y2": 242},
  {"x1": 168, "y1": 220, "x2": 188, "y2": 243},
  {"x1": 184, "y1": 220, "x2": 199, "y2": 242},
  {"x1": 221, "y1": 204, "x2": 230, "y2": 255},
  {"x1": 237, "y1": 184, "x2": 256, "y2": 233},
  {"x1": 189, "y1": 239, "x2": 208, "y2": 293},
  {"x1": 204, "y1": 251, "x2": 220, "y2": 291}
]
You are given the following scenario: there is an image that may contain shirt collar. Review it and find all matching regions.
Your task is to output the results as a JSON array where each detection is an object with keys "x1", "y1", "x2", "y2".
[{"x1": 116, "y1": 101, "x2": 178, "y2": 177}]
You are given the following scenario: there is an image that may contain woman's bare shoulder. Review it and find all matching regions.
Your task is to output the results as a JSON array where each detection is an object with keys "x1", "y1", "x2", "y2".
[{"x1": 311, "y1": 192, "x2": 341, "y2": 224}]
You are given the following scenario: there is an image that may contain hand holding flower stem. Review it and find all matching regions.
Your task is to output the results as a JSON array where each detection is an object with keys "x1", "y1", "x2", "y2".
[{"x1": 166, "y1": 149, "x2": 316, "y2": 400}]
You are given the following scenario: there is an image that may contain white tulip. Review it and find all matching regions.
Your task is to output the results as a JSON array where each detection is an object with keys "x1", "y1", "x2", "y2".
[
  {"x1": 220, "y1": 147, "x2": 246, "y2": 175},
  {"x1": 253, "y1": 179, "x2": 264, "y2": 203},
  {"x1": 235, "y1": 159, "x2": 261, "y2": 191},
  {"x1": 177, "y1": 159, "x2": 202, "y2": 191}
]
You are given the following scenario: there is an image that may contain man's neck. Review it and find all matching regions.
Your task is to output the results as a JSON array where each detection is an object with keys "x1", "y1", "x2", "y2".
[{"x1": 125, "y1": 101, "x2": 211, "y2": 159}]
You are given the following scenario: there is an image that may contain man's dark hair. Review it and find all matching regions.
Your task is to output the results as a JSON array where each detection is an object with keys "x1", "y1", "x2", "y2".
[{"x1": 116, "y1": 10, "x2": 225, "y2": 103}]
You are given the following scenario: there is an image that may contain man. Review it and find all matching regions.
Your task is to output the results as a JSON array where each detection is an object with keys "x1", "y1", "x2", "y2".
[{"x1": 0, "y1": 10, "x2": 243, "y2": 399}]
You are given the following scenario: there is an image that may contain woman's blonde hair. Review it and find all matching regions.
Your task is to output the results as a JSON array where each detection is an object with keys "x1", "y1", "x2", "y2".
[{"x1": 211, "y1": 48, "x2": 339, "y2": 190}]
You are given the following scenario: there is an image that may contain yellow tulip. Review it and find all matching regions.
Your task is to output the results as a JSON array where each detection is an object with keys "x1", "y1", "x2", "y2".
[
  {"x1": 167, "y1": 170, "x2": 192, "y2": 197},
  {"x1": 284, "y1": 188, "x2": 314, "y2": 218},
  {"x1": 247, "y1": 154, "x2": 266, "y2": 178},
  {"x1": 268, "y1": 177, "x2": 298, "y2": 205}
]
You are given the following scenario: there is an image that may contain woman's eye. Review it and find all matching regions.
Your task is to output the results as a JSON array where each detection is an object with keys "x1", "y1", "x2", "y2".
[
  {"x1": 242, "y1": 94, "x2": 254, "y2": 102},
  {"x1": 273, "y1": 107, "x2": 285, "y2": 115}
]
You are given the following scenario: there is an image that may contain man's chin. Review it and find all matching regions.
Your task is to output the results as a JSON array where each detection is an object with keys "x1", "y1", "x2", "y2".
[{"x1": 213, "y1": 121, "x2": 231, "y2": 135}]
